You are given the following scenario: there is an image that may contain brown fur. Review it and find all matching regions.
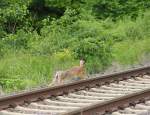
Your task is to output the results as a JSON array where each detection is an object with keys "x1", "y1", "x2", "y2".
[{"x1": 51, "y1": 60, "x2": 86, "y2": 85}]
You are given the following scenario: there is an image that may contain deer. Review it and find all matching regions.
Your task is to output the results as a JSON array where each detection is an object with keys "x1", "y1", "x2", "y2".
[{"x1": 50, "y1": 60, "x2": 86, "y2": 85}]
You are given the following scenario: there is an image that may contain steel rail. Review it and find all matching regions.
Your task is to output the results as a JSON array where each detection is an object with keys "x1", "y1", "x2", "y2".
[
  {"x1": 0, "y1": 66, "x2": 149, "y2": 111},
  {"x1": 65, "y1": 88, "x2": 150, "y2": 115}
]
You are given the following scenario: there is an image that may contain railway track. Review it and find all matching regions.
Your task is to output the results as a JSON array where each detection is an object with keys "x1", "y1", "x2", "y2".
[
  {"x1": 0, "y1": 66, "x2": 149, "y2": 115},
  {"x1": 112, "y1": 99, "x2": 150, "y2": 115},
  {"x1": 111, "y1": 91, "x2": 150, "y2": 115}
]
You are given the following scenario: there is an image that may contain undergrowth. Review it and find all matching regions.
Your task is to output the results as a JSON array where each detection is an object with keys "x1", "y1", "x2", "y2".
[{"x1": 0, "y1": 0, "x2": 149, "y2": 93}]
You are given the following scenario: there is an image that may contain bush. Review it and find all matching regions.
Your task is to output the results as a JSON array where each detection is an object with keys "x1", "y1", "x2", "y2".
[
  {"x1": 86, "y1": 57, "x2": 104, "y2": 74},
  {"x1": 51, "y1": 49, "x2": 78, "y2": 71},
  {"x1": 0, "y1": 41, "x2": 4, "y2": 58},
  {"x1": 0, "y1": 1, "x2": 30, "y2": 33},
  {"x1": 109, "y1": 11, "x2": 150, "y2": 42},
  {"x1": 112, "y1": 38, "x2": 150, "y2": 65},
  {"x1": 72, "y1": 37, "x2": 112, "y2": 74},
  {"x1": 0, "y1": 0, "x2": 150, "y2": 92},
  {"x1": 93, "y1": 0, "x2": 149, "y2": 20},
  {"x1": 38, "y1": 15, "x2": 113, "y2": 72},
  {"x1": 3, "y1": 30, "x2": 41, "y2": 51}
]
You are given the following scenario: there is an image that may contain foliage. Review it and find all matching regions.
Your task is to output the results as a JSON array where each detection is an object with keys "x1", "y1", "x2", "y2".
[
  {"x1": 0, "y1": 41, "x2": 4, "y2": 58},
  {"x1": 0, "y1": 51, "x2": 77, "y2": 92},
  {"x1": 113, "y1": 38, "x2": 150, "y2": 65},
  {"x1": 72, "y1": 37, "x2": 112, "y2": 67},
  {"x1": 0, "y1": 0, "x2": 149, "y2": 92},
  {"x1": 0, "y1": 0, "x2": 31, "y2": 33},
  {"x1": 94, "y1": 0, "x2": 150, "y2": 20}
]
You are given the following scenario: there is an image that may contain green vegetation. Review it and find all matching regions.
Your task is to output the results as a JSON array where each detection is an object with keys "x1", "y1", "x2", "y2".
[
  {"x1": 0, "y1": 0, "x2": 150, "y2": 92},
  {"x1": 113, "y1": 38, "x2": 150, "y2": 65}
]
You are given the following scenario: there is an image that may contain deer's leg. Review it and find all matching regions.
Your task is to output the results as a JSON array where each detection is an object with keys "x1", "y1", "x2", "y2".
[
  {"x1": 80, "y1": 69, "x2": 87, "y2": 79},
  {"x1": 57, "y1": 75, "x2": 64, "y2": 85},
  {"x1": 79, "y1": 72, "x2": 86, "y2": 80},
  {"x1": 49, "y1": 75, "x2": 57, "y2": 86}
]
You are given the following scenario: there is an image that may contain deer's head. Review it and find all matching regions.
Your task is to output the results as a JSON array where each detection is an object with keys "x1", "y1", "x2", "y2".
[{"x1": 80, "y1": 60, "x2": 85, "y2": 67}]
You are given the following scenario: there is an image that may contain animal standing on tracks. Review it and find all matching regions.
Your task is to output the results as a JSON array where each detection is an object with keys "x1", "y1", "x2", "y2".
[{"x1": 50, "y1": 60, "x2": 86, "y2": 85}]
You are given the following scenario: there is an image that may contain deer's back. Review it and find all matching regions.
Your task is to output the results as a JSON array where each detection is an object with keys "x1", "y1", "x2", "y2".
[{"x1": 65, "y1": 66, "x2": 84, "y2": 77}]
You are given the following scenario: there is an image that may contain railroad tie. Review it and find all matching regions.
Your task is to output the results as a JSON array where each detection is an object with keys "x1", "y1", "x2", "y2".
[
  {"x1": 143, "y1": 75, "x2": 150, "y2": 79},
  {"x1": 145, "y1": 101, "x2": 150, "y2": 106},
  {"x1": 119, "y1": 81, "x2": 150, "y2": 87},
  {"x1": 14, "y1": 106, "x2": 66, "y2": 114},
  {"x1": 135, "y1": 77, "x2": 150, "y2": 81},
  {"x1": 57, "y1": 96, "x2": 102, "y2": 103},
  {"x1": 44, "y1": 99, "x2": 89, "y2": 107},
  {"x1": 68, "y1": 93, "x2": 108, "y2": 101},
  {"x1": 90, "y1": 88, "x2": 130, "y2": 94},
  {"x1": 109, "y1": 83, "x2": 146, "y2": 90},
  {"x1": 100, "y1": 85, "x2": 136, "y2": 92},
  {"x1": 127, "y1": 79, "x2": 150, "y2": 84},
  {"x1": 0, "y1": 110, "x2": 34, "y2": 115},
  {"x1": 78, "y1": 90, "x2": 123, "y2": 97},
  {"x1": 135, "y1": 104, "x2": 150, "y2": 110},
  {"x1": 112, "y1": 112, "x2": 136, "y2": 115},
  {"x1": 123, "y1": 107, "x2": 148, "y2": 114},
  {"x1": 28, "y1": 102, "x2": 79, "y2": 110}
]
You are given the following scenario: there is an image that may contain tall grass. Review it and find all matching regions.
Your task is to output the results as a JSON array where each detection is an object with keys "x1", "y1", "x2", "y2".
[
  {"x1": 112, "y1": 38, "x2": 150, "y2": 65},
  {"x1": 112, "y1": 11, "x2": 150, "y2": 65},
  {"x1": 0, "y1": 50, "x2": 78, "y2": 92},
  {"x1": 0, "y1": 11, "x2": 150, "y2": 93}
]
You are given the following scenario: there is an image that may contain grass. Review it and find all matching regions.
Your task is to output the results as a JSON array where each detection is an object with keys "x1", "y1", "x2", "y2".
[
  {"x1": 1, "y1": 37, "x2": 150, "y2": 93},
  {"x1": 0, "y1": 50, "x2": 78, "y2": 92},
  {"x1": 1, "y1": 38, "x2": 150, "y2": 93},
  {"x1": 0, "y1": 11, "x2": 150, "y2": 93},
  {"x1": 112, "y1": 38, "x2": 150, "y2": 65}
]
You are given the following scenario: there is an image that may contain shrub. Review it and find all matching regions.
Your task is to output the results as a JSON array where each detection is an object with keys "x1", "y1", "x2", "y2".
[
  {"x1": 72, "y1": 37, "x2": 112, "y2": 72},
  {"x1": 85, "y1": 57, "x2": 104, "y2": 74},
  {"x1": 3, "y1": 30, "x2": 41, "y2": 50},
  {"x1": 112, "y1": 38, "x2": 150, "y2": 65},
  {"x1": 0, "y1": 41, "x2": 4, "y2": 58},
  {"x1": 0, "y1": 0, "x2": 150, "y2": 92},
  {"x1": 0, "y1": 1, "x2": 30, "y2": 33},
  {"x1": 93, "y1": 0, "x2": 149, "y2": 20}
]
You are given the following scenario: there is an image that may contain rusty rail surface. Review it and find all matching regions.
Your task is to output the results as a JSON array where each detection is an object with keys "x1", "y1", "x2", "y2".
[{"x1": 0, "y1": 66, "x2": 150, "y2": 111}]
